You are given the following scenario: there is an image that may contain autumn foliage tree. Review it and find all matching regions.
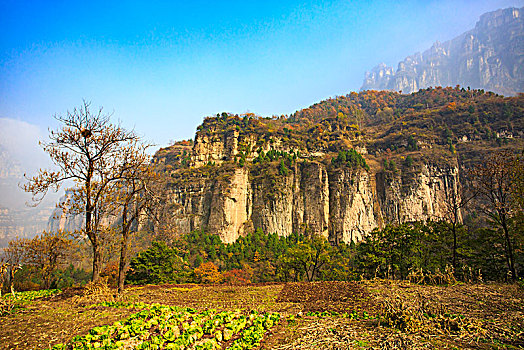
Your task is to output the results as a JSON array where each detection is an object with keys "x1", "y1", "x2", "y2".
[
  {"x1": 221, "y1": 267, "x2": 252, "y2": 285},
  {"x1": 194, "y1": 261, "x2": 223, "y2": 284},
  {"x1": 24, "y1": 101, "x2": 143, "y2": 281},
  {"x1": 469, "y1": 150, "x2": 522, "y2": 281},
  {"x1": 25, "y1": 230, "x2": 77, "y2": 289}
]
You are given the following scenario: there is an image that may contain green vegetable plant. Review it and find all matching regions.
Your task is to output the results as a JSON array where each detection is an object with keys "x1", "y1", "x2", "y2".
[
  {"x1": 47, "y1": 304, "x2": 281, "y2": 350},
  {"x1": 2, "y1": 289, "x2": 61, "y2": 302}
]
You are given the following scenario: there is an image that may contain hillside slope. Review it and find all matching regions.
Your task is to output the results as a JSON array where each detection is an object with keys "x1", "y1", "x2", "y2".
[{"x1": 150, "y1": 88, "x2": 523, "y2": 243}]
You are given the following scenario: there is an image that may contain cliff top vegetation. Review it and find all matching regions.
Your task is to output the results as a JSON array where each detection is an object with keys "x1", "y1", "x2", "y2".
[{"x1": 158, "y1": 87, "x2": 523, "y2": 173}]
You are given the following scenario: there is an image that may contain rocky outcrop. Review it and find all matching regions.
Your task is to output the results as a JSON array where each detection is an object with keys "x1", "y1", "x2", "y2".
[
  {"x1": 328, "y1": 168, "x2": 377, "y2": 243},
  {"x1": 361, "y1": 7, "x2": 523, "y2": 96},
  {"x1": 46, "y1": 90, "x2": 522, "y2": 245},
  {"x1": 377, "y1": 165, "x2": 459, "y2": 224},
  {"x1": 207, "y1": 168, "x2": 250, "y2": 243},
  {"x1": 46, "y1": 204, "x2": 84, "y2": 234},
  {"x1": 160, "y1": 154, "x2": 458, "y2": 244},
  {"x1": 0, "y1": 146, "x2": 55, "y2": 247}
]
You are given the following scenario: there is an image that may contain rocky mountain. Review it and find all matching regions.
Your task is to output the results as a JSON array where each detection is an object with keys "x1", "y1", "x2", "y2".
[
  {"x1": 0, "y1": 145, "x2": 57, "y2": 247},
  {"x1": 0, "y1": 206, "x2": 54, "y2": 247},
  {"x1": 45, "y1": 191, "x2": 85, "y2": 233},
  {"x1": 146, "y1": 88, "x2": 523, "y2": 244},
  {"x1": 361, "y1": 7, "x2": 523, "y2": 96}
]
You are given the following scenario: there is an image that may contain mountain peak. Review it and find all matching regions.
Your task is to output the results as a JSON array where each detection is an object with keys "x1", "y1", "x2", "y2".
[
  {"x1": 477, "y1": 7, "x2": 521, "y2": 29},
  {"x1": 361, "y1": 7, "x2": 524, "y2": 96}
]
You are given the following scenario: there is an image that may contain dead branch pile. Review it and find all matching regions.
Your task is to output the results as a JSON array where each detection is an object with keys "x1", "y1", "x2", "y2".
[
  {"x1": 380, "y1": 292, "x2": 486, "y2": 340},
  {"x1": 72, "y1": 277, "x2": 115, "y2": 305}
]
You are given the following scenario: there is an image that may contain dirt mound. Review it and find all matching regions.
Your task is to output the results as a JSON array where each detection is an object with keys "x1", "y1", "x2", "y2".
[{"x1": 276, "y1": 281, "x2": 377, "y2": 314}]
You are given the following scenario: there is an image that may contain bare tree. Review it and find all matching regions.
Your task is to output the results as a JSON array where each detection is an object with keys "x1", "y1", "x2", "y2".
[
  {"x1": 441, "y1": 170, "x2": 476, "y2": 271},
  {"x1": 24, "y1": 101, "x2": 140, "y2": 281},
  {"x1": 469, "y1": 150, "x2": 521, "y2": 281},
  {"x1": 106, "y1": 140, "x2": 156, "y2": 293}
]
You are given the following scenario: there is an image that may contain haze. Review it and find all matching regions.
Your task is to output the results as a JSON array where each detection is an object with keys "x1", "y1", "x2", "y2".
[{"x1": 1, "y1": 0, "x2": 522, "y2": 148}]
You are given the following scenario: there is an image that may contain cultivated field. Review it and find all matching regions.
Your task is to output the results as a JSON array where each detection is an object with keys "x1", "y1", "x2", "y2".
[{"x1": 0, "y1": 280, "x2": 522, "y2": 349}]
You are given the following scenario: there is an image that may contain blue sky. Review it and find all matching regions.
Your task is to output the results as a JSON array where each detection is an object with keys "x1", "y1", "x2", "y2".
[{"x1": 1, "y1": 0, "x2": 522, "y2": 147}]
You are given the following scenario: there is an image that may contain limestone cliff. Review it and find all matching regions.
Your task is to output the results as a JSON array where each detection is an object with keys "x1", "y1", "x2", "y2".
[
  {"x1": 47, "y1": 89, "x2": 523, "y2": 244},
  {"x1": 152, "y1": 89, "x2": 522, "y2": 244},
  {"x1": 158, "y1": 150, "x2": 458, "y2": 244},
  {"x1": 361, "y1": 7, "x2": 523, "y2": 96}
]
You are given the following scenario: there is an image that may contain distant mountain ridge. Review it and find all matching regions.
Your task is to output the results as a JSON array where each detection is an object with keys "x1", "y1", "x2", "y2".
[
  {"x1": 361, "y1": 7, "x2": 523, "y2": 96},
  {"x1": 0, "y1": 145, "x2": 55, "y2": 247}
]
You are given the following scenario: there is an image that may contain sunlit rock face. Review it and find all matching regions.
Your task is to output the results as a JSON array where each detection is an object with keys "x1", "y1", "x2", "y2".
[
  {"x1": 46, "y1": 191, "x2": 85, "y2": 233},
  {"x1": 361, "y1": 7, "x2": 523, "y2": 96},
  {"x1": 146, "y1": 80, "x2": 524, "y2": 244},
  {"x1": 155, "y1": 127, "x2": 460, "y2": 244}
]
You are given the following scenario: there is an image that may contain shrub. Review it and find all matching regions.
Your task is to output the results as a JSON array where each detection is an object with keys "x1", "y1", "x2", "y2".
[
  {"x1": 126, "y1": 242, "x2": 188, "y2": 285},
  {"x1": 194, "y1": 262, "x2": 223, "y2": 284},
  {"x1": 331, "y1": 149, "x2": 369, "y2": 170}
]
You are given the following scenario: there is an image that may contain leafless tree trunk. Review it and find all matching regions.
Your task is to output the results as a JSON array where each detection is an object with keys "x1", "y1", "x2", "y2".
[
  {"x1": 24, "y1": 101, "x2": 141, "y2": 282},
  {"x1": 468, "y1": 151, "x2": 520, "y2": 281}
]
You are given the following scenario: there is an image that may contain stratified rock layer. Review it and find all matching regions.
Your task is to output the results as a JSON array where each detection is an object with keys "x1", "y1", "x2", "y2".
[{"x1": 159, "y1": 141, "x2": 458, "y2": 244}]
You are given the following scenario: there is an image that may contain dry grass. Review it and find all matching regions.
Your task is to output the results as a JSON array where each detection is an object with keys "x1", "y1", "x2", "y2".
[
  {"x1": 0, "y1": 280, "x2": 522, "y2": 350},
  {"x1": 366, "y1": 280, "x2": 524, "y2": 348},
  {"x1": 0, "y1": 300, "x2": 134, "y2": 350}
]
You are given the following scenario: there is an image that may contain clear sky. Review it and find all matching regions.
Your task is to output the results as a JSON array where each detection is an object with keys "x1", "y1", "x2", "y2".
[{"x1": 1, "y1": 0, "x2": 523, "y2": 148}]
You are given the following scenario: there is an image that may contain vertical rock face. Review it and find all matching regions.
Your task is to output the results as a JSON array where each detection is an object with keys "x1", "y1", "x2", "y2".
[
  {"x1": 207, "y1": 168, "x2": 250, "y2": 243},
  {"x1": 160, "y1": 152, "x2": 460, "y2": 244},
  {"x1": 361, "y1": 7, "x2": 523, "y2": 96},
  {"x1": 192, "y1": 130, "x2": 240, "y2": 166},
  {"x1": 297, "y1": 162, "x2": 331, "y2": 239},
  {"x1": 328, "y1": 168, "x2": 377, "y2": 243},
  {"x1": 250, "y1": 170, "x2": 295, "y2": 238},
  {"x1": 46, "y1": 205, "x2": 84, "y2": 233},
  {"x1": 376, "y1": 165, "x2": 458, "y2": 224}
]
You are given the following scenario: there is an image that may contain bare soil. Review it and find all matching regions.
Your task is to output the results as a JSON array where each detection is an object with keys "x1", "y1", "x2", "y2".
[{"x1": 0, "y1": 280, "x2": 522, "y2": 350}]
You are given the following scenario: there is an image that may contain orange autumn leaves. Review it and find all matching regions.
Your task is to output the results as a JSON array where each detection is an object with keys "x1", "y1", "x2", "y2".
[{"x1": 193, "y1": 262, "x2": 252, "y2": 285}]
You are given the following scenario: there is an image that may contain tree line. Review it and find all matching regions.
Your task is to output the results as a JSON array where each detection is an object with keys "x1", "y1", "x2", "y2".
[{"x1": 1, "y1": 101, "x2": 522, "y2": 294}]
